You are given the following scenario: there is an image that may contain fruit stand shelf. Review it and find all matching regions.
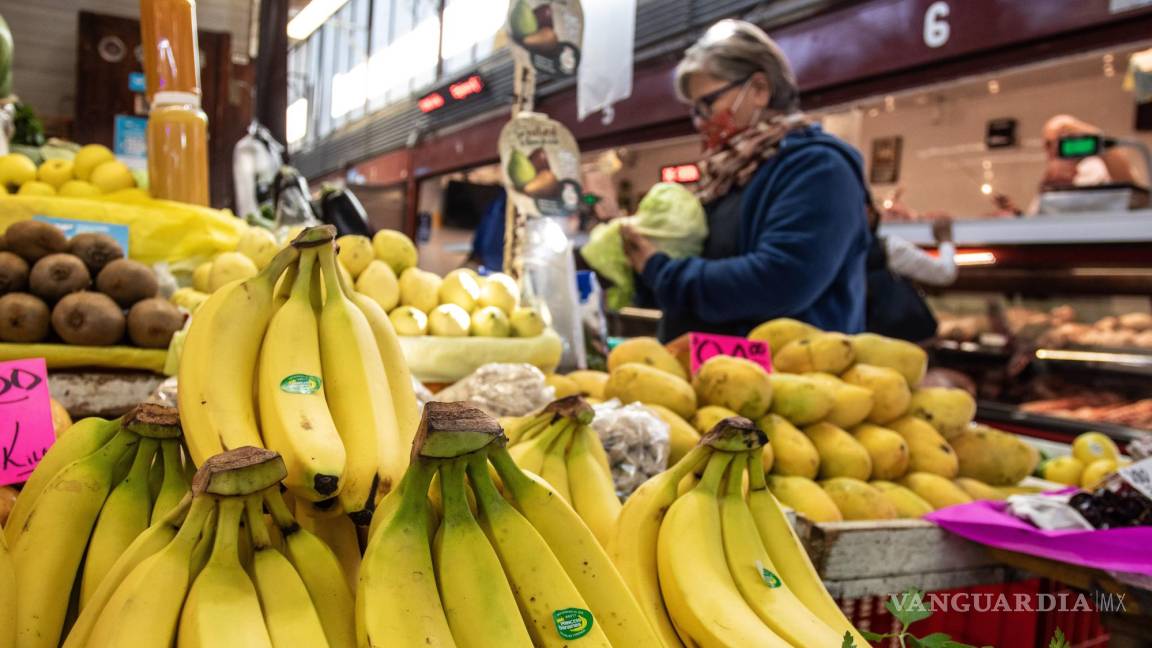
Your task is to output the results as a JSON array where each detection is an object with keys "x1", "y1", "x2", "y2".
[
  {"x1": 976, "y1": 402, "x2": 1149, "y2": 445},
  {"x1": 800, "y1": 519, "x2": 1011, "y2": 600},
  {"x1": 47, "y1": 370, "x2": 167, "y2": 419},
  {"x1": 879, "y1": 211, "x2": 1152, "y2": 246}
]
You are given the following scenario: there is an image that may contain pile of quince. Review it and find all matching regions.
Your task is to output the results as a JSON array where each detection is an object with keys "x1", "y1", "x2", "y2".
[{"x1": 0, "y1": 144, "x2": 138, "y2": 198}]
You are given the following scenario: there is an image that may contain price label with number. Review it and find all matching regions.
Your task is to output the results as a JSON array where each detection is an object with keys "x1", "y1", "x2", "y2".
[
  {"x1": 1118, "y1": 458, "x2": 1152, "y2": 500},
  {"x1": 689, "y1": 332, "x2": 773, "y2": 375},
  {"x1": 0, "y1": 358, "x2": 56, "y2": 486}
]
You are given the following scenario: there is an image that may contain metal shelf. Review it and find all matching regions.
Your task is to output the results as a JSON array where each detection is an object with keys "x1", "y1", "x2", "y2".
[
  {"x1": 880, "y1": 211, "x2": 1152, "y2": 246},
  {"x1": 977, "y1": 402, "x2": 1149, "y2": 445}
]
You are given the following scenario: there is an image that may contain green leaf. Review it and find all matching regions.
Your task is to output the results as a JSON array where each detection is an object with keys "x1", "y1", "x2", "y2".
[
  {"x1": 841, "y1": 630, "x2": 859, "y2": 648},
  {"x1": 859, "y1": 629, "x2": 891, "y2": 641},
  {"x1": 1049, "y1": 628, "x2": 1071, "y2": 648},
  {"x1": 886, "y1": 588, "x2": 933, "y2": 629}
]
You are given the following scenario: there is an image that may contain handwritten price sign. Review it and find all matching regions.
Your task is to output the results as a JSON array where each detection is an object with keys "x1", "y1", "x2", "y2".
[
  {"x1": 0, "y1": 358, "x2": 56, "y2": 485},
  {"x1": 689, "y1": 332, "x2": 773, "y2": 375}
]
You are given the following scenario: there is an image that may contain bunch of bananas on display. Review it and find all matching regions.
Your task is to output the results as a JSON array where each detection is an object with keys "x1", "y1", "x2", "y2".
[
  {"x1": 2, "y1": 404, "x2": 191, "y2": 648},
  {"x1": 61, "y1": 447, "x2": 354, "y2": 648},
  {"x1": 179, "y1": 224, "x2": 420, "y2": 523},
  {"x1": 610, "y1": 417, "x2": 868, "y2": 647},
  {"x1": 360, "y1": 401, "x2": 660, "y2": 647},
  {"x1": 502, "y1": 396, "x2": 622, "y2": 545}
]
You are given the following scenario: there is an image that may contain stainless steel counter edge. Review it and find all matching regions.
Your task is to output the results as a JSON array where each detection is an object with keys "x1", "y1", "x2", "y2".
[{"x1": 879, "y1": 210, "x2": 1152, "y2": 246}]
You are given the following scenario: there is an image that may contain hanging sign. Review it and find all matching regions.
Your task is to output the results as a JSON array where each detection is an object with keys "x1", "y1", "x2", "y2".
[
  {"x1": 499, "y1": 112, "x2": 582, "y2": 219},
  {"x1": 507, "y1": 0, "x2": 584, "y2": 76}
]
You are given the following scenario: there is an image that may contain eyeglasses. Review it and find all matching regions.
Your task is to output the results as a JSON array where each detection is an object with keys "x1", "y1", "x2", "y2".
[{"x1": 690, "y1": 77, "x2": 750, "y2": 120}]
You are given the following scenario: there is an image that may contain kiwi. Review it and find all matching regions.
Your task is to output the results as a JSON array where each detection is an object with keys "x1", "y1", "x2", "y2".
[
  {"x1": 0, "y1": 293, "x2": 51, "y2": 343},
  {"x1": 95, "y1": 258, "x2": 159, "y2": 308},
  {"x1": 0, "y1": 252, "x2": 30, "y2": 294},
  {"x1": 4, "y1": 220, "x2": 68, "y2": 263},
  {"x1": 51, "y1": 291, "x2": 126, "y2": 346},
  {"x1": 68, "y1": 232, "x2": 125, "y2": 274},
  {"x1": 29, "y1": 253, "x2": 92, "y2": 302},
  {"x1": 127, "y1": 297, "x2": 184, "y2": 348}
]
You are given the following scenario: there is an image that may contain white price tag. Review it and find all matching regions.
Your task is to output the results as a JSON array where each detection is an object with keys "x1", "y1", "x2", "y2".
[{"x1": 1117, "y1": 457, "x2": 1152, "y2": 500}]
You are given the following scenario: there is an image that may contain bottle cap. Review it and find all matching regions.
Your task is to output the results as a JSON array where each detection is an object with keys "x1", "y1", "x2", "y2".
[{"x1": 152, "y1": 91, "x2": 202, "y2": 107}]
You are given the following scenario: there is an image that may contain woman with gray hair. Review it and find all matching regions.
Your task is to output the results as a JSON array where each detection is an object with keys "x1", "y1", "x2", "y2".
[{"x1": 623, "y1": 19, "x2": 871, "y2": 341}]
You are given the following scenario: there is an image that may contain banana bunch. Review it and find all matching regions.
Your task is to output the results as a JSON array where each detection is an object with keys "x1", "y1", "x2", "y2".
[
  {"x1": 3, "y1": 404, "x2": 191, "y2": 648},
  {"x1": 504, "y1": 396, "x2": 621, "y2": 545},
  {"x1": 360, "y1": 401, "x2": 661, "y2": 648},
  {"x1": 610, "y1": 416, "x2": 870, "y2": 647},
  {"x1": 61, "y1": 446, "x2": 355, "y2": 648},
  {"x1": 178, "y1": 224, "x2": 421, "y2": 522}
]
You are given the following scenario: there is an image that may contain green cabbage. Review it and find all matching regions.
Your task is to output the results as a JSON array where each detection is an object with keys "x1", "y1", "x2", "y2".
[{"x1": 580, "y1": 183, "x2": 707, "y2": 309}]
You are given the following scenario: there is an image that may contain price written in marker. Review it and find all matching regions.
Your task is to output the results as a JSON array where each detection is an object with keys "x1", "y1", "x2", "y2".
[
  {"x1": 689, "y1": 332, "x2": 773, "y2": 375},
  {"x1": 0, "y1": 358, "x2": 56, "y2": 486}
]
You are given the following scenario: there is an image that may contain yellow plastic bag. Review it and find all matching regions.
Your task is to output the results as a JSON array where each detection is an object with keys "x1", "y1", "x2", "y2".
[
  {"x1": 398, "y1": 330, "x2": 564, "y2": 383},
  {"x1": 0, "y1": 194, "x2": 244, "y2": 265},
  {"x1": 0, "y1": 343, "x2": 168, "y2": 373}
]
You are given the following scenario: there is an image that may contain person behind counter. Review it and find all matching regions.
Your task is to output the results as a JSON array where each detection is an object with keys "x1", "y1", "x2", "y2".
[{"x1": 621, "y1": 19, "x2": 870, "y2": 342}]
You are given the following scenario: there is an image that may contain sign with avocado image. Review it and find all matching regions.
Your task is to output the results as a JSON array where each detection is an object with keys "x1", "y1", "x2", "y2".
[
  {"x1": 499, "y1": 112, "x2": 582, "y2": 218},
  {"x1": 507, "y1": 0, "x2": 583, "y2": 76}
]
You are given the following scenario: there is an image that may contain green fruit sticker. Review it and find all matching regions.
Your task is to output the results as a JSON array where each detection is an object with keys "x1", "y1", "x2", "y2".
[
  {"x1": 552, "y1": 608, "x2": 593, "y2": 639},
  {"x1": 280, "y1": 374, "x2": 322, "y2": 394},
  {"x1": 756, "y1": 560, "x2": 782, "y2": 588}
]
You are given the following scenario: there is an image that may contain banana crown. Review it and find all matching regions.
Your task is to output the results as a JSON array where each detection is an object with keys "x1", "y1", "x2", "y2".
[
  {"x1": 192, "y1": 447, "x2": 288, "y2": 496},
  {"x1": 415, "y1": 402, "x2": 506, "y2": 458},
  {"x1": 702, "y1": 416, "x2": 767, "y2": 452},
  {"x1": 122, "y1": 403, "x2": 184, "y2": 439}
]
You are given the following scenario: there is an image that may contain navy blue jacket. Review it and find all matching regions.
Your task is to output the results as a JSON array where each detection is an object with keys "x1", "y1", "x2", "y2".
[{"x1": 638, "y1": 125, "x2": 870, "y2": 341}]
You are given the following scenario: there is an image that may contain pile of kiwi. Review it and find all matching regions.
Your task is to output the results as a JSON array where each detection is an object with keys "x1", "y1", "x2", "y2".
[{"x1": 0, "y1": 220, "x2": 183, "y2": 349}]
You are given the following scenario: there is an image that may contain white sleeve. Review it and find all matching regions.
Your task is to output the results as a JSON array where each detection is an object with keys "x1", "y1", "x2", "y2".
[{"x1": 885, "y1": 236, "x2": 958, "y2": 286}]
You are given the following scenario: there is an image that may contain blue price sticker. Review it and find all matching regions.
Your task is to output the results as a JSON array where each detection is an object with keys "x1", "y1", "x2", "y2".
[{"x1": 33, "y1": 216, "x2": 131, "y2": 257}]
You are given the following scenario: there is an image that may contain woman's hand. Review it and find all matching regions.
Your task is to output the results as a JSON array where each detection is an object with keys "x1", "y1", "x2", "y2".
[{"x1": 620, "y1": 224, "x2": 657, "y2": 272}]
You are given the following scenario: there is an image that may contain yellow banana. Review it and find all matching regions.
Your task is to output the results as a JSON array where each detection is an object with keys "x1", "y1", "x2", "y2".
[
  {"x1": 151, "y1": 439, "x2": 191, "y2": 524},
  {"x1": 296, "y1": 499, "x2": 362, "y2": 594},
  {"x1": 318, "y1": 243, "x2": 400, "y2": 518},
  {"x1": 509, "y1": 417, "x2": 574, "y2": 475},
  {"x1": 266, "y1": 490, "x2": 356, "y2": 648},
  {"x1": 81, "y1": 437, "x2": 159, "y2": 606},
  {"x1": 357, "y1": 458, "x2": 456, "y2": 647},
  {"x1": 467, "y1": 453, "x2": 611, "y2": 648},
  {"x1": 83, "y1": 494, "x2": 216, "y2": 648},
  {"x1": 540, "y1": 425, "x2": 573, "y2": 501},
  {"x1": 337, "y1": 259, "x2": 420, "y2": 462},
  {"x1": 189, "y1": 505, "x2": 218, "y2": 582},
  {"x1": 720, "y1": 453, "x2": 844, "y2": 646},
  {"x1": 246, "y1": 496, "x2": 331, "y2": 648},
  {"x1": 13, "y1": 429, "x2": 141, "y2": 648},
  {"x1": 745, "y1": 446, "x2": 868, "y2": 646},
  {"x1": 0, "y1": 532, "x2": 14, "y2": 648},
  {"x1": 504, "y1": 411, "x2": 552, "y2": 445},
  {"x1": 179, "y1": 246, "x2": 298, "y2": 464},
  {"x1": 4, "y1": 416, "x2": 120, "y2": 546},
  {"x1": 257, "y1": 247, "x2": 346, "y2": 502},
  {"x1": 583, "y1": 423, "x2": 614, "y2": 480},
  {"x1": 609, "y1": 445, "x2": 711, "y2": 647},
  {"x1": 62, "y1": 495, "x2": 191, "y2": 648},
  {"x1": 656, "y1": 452, "x2": 790, "y2": 647},
  {"x1": 566, "y1": 425, "x2": 621, "y2": 546},
  {"x1": 433, "y1": 458, "x2": 532, "y2": 648},
  {"x1": 490, "y1": 447, "x2": 663, "y2": 647},
  {"x1": 178, "y1": 497, "x2": 274, "y2": 648}
]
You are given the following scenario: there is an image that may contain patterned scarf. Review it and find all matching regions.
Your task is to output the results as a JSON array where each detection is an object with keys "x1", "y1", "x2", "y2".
[{"x1": 695, "y1": 113, "x2": 814, "y2": 204}]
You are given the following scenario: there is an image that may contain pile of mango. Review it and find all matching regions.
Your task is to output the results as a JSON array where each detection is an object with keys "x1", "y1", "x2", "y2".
[{"x1": 549, "y1": 319, "x2": 1045, "y2": 523}]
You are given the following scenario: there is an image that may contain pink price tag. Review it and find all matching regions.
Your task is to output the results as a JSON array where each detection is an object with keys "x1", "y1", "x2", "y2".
[
  {"x1": 0, "y1": 358, "x2": 56, "y2": 486},
  {"x1": 689, "y1": 332, "x2": 773, "y2": 375}
]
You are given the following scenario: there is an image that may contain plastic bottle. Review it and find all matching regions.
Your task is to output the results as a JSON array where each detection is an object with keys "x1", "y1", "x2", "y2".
[
  {"x1": 147, "y1": 92, "x2": 210, "y2": 205},
  {"x1": 140, "y1": 0, "x2": 201, "y2": 96}
]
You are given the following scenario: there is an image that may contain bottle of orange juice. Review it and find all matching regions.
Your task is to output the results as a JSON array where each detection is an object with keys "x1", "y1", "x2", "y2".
[
  {"x1": 147, "y1": 91, "x2": 210, "y2": 205},
  {"x1": 140, "y1": 0, "x2": 201, "y2": 96}
]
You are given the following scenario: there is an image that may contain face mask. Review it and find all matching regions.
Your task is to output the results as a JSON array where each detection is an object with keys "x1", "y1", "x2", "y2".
[{"x1": 699, "y1": 81, "x2": 756, "y2": 151}]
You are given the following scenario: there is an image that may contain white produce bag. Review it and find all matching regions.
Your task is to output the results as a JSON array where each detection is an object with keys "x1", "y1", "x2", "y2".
[{"x1": 577, "y1": 0, "x2": 636, "y2": 123}]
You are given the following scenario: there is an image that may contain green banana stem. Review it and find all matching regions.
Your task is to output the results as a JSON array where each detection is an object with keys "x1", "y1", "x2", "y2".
[
  {"x1": 695, "y1": 452, "x2": 734, "y2": 496},
  {"x1": 210, "y1": 498, "x2": 246, "y2": 567},
  {"x1": 244, "y1": 495, "x2": 274, "y2": 550},
  {"x1": 263, "y1": 488, "x2": 300, "y2": 532},
  {"x1": 464, "y1": 453, "x2": 505, "y2": 514},
  {"x1": 438, "y1": 459, "x2": 471, "y2": 524},
  {"x1": 189, "y1": 503, "x2": 220, "y2": 580},
  {"x1": 725, "y1": 452, "x2": 748, "y2": 497},
  {"x1": 667, "y1": 445, "x2": 715, "y2": 482},
  {"x1": 260, "y1": 243, "x2": 302, "y2": 286},
  {"x1": 487, "y1": 445, "x2": 533, "y2": 494},
  {"x1": 746, "y1": 447, "x2": 768, "y2": 491},
  {"x1": 175, "y1": 495, "x2": 218, "y2": 546},
  {"x1": 317, "y1": 243, "x2": 345, "y2": 303}
]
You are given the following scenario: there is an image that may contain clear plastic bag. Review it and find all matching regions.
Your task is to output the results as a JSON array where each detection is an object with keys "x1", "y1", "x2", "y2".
[
  {"x1": 431, "y1": 363, "x2": 556, "y2": 418},
  {"x1": 591, "y1": 399, "x2": 669, "y2": 496}
]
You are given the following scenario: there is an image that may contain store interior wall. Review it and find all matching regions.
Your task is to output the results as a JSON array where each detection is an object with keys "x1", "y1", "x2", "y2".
[
  {"x1": 0, "y1": 0, "x2": 253, "y2": 123},
  {"x1": 821, "y1": 48, "x2": 1152, "y2": 217}
]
